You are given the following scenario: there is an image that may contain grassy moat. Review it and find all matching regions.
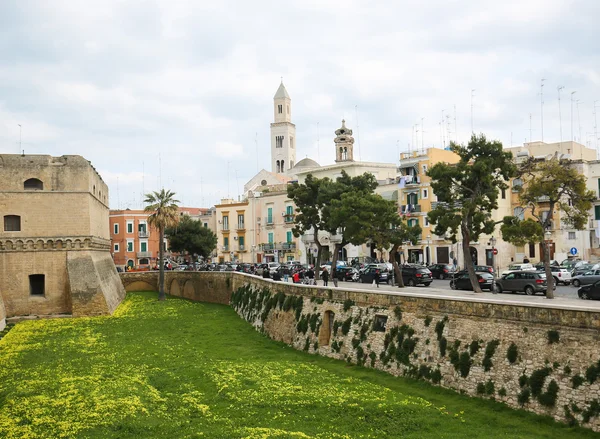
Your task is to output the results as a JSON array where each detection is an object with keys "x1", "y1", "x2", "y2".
[{"x1": 0, "y1": 292, "x2": 597, "y2": 438}]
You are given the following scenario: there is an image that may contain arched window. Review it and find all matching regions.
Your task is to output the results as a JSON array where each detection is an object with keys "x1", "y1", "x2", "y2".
[
  {"x1": 24, "y1": 178, "x2": 43, "y2": 190},
  {"x1": 281, "y1": 160, "x2": 285, "y2": 171},
  {"x1": 4, "y1": 215, "x2": 21, "y2": 231},
  {"x1": 276, "y1": 160, "x2": 280, "y2": 173},
  {"x1": 513, "y1": 207, "x2": 525, "y2": 220}
]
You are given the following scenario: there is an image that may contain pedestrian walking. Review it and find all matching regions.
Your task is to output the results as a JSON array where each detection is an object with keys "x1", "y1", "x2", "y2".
[
  {"x1": 322, "y1": 267, "x2": 329, "y2": 287},
  {"x1": 374, "y1": 269, "x2": 380, "y2": 288}
]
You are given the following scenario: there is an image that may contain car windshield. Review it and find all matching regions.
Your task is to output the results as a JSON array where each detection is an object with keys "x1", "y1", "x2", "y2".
[{"x1": 508, "y1": 265, "x2": 521, "y2": 270}]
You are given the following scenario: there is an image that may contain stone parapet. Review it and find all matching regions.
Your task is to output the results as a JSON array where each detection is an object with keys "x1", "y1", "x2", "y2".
[{"x1": 0, "y1": 236, "x2": 110, "y2": 251}]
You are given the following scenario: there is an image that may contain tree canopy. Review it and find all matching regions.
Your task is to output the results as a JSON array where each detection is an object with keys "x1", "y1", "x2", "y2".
[
  {"x1": 144, "y1": 189, "x2": 180, "y2": 301},
  {"x1": 166, "y1": 215, "x2": 217, "y2": 261},
  {"x1": 500, "y1": 155, "x2": 595, "y2": 298},
  {"x1": 427, "y1": 134, "x2": 516, "y2": 293}
]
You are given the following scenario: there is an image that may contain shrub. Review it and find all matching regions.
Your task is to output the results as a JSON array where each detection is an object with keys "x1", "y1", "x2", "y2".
[
  {"x1": 356, "y1": 346, "x2": 365, "y2": 363},
  {"x1": 469, "y1": 340, "x2": 481, "y2": 357},
  {"x1": 309, "y1": 314, "x2": 320, "y2": 333},
  {"x1": 519, "y1": 374, "x2": 529, "y2": 388},
  {"x1": 485, "y1": 379, "x2": 495, "y2": 395},
  {"x1": 341, "y1": 318, "x2": 352, "y2": 335},
  {"x1": 303, "y1": 338, "x2": 310, "y2": 351},
  {"x1": 360, "y1": 323, "x2": 369, "y2": 342},
  {"x1": 282, "y1": 295, "x2": 293, "y2": 312},
  {"x1": 563, "y1": 364, "x2": 572, "y2": 375},
  {"x1": 313, "y1": 341, "x2": 319, "y2": 351},
  {"x1": 498, "y1": 387, "x2": 507, "y2": 397},
  {"x1": 393, "y1": 306, "x2": 402, "y2": 320},
  {"x1": 518, "y1": 389, "x2": 531, "y2": 405},
  {"x1": 439, "y1": 337, "x2": 447, "y2": 357},
  {"x1": 296, "y1": 316, "x2": 309, "y2": 334},
  {"x1": 538, "y1": 380, "x2": 559, "y2": 407},
  {"x1": 424, "y1": 315, "x2": 432, "y2": 327},
  {"x1": 431, "y1": 368, "x2": 442, "y2": 384},
  {"x1": 572, "y1": 374, "x2": 585, "y2": 389},
  {"x1": 369, "y1": 351, "x2": 377, "y2": 367},
  {"x1": 547, "y1": 330, "x2": 560, "y2": 345},
  {"x1": 586, "y1": 363, "x2": 600, "y2": 384},
  {"x1": 506, "y1": 343, "x2": 518, "y2": 364},
  {"x1": 418, "y1": 365, "x2": 431, "y2": 380},
  {"x1": 343, "y1": 299, "x2": 355, "y2": 312},
  {"x1": 529, "y1": 367, "x2": 552, "y2": 397},
  {"x1": 434, "y1": 320, "x2": 445, "y2": 340},
  {"x1": 351, "y1": 338, "x2": 360, "y2": 349},
  {"x1": 582, "y1": 399, "x2": 600, "y2": 423},
  {"x1": 476, "y1": 383, "x2": 486, "y2": 394},
  {"x1": 333, "y1": 320, "x2": 341, "y2": 335},
  {"x1": 483, "y1": 340, "x2": 500, "y2": 372},
  {"x1": 458, "y1": 352, "x2": 473, "y2": 378}
]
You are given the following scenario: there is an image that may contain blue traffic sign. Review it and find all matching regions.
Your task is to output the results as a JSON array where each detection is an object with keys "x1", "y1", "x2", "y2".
[{"x1": 570, "y1": 247, "x2": 578, "y2": 255}]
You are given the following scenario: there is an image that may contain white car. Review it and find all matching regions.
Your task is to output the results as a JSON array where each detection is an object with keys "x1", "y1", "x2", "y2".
[{"x1": 502, "y1": 263, "x2": 535, "y2": 276}]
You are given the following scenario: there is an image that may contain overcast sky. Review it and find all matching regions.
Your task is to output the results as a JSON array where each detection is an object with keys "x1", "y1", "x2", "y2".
[{"x1": 1, "y1": 0, "x2": 599, "y2": 209}]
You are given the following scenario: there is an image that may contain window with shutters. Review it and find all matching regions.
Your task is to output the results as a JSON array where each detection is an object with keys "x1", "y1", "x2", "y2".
[{"x1": 4, "y1": 215, "x2": 21, "y2": 231}]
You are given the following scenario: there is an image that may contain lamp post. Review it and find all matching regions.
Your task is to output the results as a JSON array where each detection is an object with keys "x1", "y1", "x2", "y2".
[{"x1": 490, "y1": 236, "x2": 497, "y2": 278}]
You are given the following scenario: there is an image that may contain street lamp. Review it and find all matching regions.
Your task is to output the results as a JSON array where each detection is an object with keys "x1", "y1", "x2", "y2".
[
  {"x1": 490, "y1": 236, "x2": 497, "y2": 278},
  {"x1": 545, "y1": 230, "x2": 552, "y2": 264}
]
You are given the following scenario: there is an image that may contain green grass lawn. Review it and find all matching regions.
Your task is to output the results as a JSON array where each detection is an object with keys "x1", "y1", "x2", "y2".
[{"x1": 0, "y1": 292, "x2": 598, "y2": 439}]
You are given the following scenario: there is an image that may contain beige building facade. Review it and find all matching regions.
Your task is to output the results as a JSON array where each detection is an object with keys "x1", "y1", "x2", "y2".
[{"x1": 0, "y1": 154, "x2": 125, "y2": 318}]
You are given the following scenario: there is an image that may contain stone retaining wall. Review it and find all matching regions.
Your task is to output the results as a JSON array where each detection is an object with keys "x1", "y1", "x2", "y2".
[
  {"x1": 120, "y1": 272, "x2": 600, "y2": 430},
  {"x1": 0, "y1": 294, "x2": 6, "y2": 331}
]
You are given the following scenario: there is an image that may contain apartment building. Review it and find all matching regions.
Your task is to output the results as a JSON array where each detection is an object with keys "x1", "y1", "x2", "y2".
[{"x1": 214, "y1": 199, "x2": 250, "y2": 263}]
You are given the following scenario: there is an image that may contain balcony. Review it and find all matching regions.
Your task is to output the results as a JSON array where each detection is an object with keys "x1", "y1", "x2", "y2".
[
  {"x1": 284, "y1": 214, "x2": 295, "y2": 224},
  {"x1": 281, "y1": 242, "x2": 296, "y2": 251},
  {"x1": 400, "y1": 204, "x2": 421, "y2": 215},
  {"x1": 236, "y1": 222, "x2": 245, "y2": 231},
  {"x1": 265, "y1": 218, "x2": 274, "y2": 226},
  {"x1": 136, "y1": 251, "x2": 152, "y2": 258},
  {"x1": 238, "y1": 245, "x2": 246, "y2": 252},
  {"x1": 138, "y1": 230, "x2": 149, "y2": 238},
  {"x1": 261, "y1": 243, "x2": 275, "y2": 252},
  {"x1": 222, "y1": 245, "x2": 229, "y2": 252}
]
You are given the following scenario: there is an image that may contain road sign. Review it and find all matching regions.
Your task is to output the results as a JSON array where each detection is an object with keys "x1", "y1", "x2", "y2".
[
  {"x1": 570, "y1": 247, "x2": 578, "y2": 256},
  {"x1": 492, "y1": 248, "x2": 498, "y2": 255}
]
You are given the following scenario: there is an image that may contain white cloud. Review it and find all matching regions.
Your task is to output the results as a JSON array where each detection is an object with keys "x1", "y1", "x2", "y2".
[{"x1": 213, "y1": 141, "x2": 244, "y2": 159}]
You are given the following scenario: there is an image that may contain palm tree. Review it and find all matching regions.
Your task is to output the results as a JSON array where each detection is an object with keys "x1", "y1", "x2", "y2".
[{"x1": 144, "y1": 189, "x2": 180, "y2": 301}]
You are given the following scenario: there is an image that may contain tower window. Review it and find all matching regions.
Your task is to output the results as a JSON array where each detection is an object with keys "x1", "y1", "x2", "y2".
[
  {"x1": 276, "y1": 160, "x2": 281, "y2": 173},
  {"x1": 281, "y1": 160, "x2": 285, "y2": 171},
  {"x1": 24, "y1": 178, "x2": 43, "y2": 190},
  {"x1": 278, "y1": 104, "x2": 282, "y2": 114},
  {"x1": 290, "y1": 137, "x2": 294, "y2": 149},
  {"x1": 29, "y1": 274, "x2": 45, "y2": 296},
  {"x1": 4, "y1": 215, "x2": 21, "y2": 231},
  {"x1": 276, "y1": 135, "x2": 284, "y2": 148}
]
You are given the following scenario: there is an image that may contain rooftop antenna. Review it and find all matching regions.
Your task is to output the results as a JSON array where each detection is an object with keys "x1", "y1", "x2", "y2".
[
  {"x1": 540, "y1": 79, "x2": 546, "y2": 142},
  {"x1": 576, "y1": 99, "x2": 582, "y2": 144},
  {"x1": 557, "y1": 86, "x2": 565, "y2": 145},
  {"x1": 441, "y1": 110, "x2": 447, "y2": 147},
  {"x1": 453, "y1": 104, "x2": 457, "y2": 143},
  {"x1": 18, "y1": 124, "x2": 22, "y2": 154},
  {"x1": 470, "y1": 90, "x2": 475, "y2": 134},
  {"x1": 227, "y1": 161, "x2": 230, "y2": 198},
  {"x1": 317, "y1": 122, "x2": 321, "y2": 163},
  {"x1": 355, "y1": 105, "x2": 362, "y2": 160},
  {"x1": 421, "y1": 117, "x2": 425, "y2": 150},
  {"x1": 571, "y1": 91, "x2": 577, "y2": 142},
  {"x1": 438, "y1": 121, "x2": 443, "y2": 148},
  {"x1": 255, "y1": 132, "x2": 258, "y2": 173}
]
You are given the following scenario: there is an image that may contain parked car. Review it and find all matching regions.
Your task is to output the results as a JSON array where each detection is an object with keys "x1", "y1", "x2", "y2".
[
  {"x1": 577, "y1": 281, "x2": 600, "y2": 300},
  {"x1": 561, "y1": 259, "x2": 586, "y2": 270},
  {"x1": 428, "y1": 263, "x2": 456, "y2": 280},
  {"x1": 571, "y1": 264, "x2": 599, "y2": 277},
  {"x1": 335, "y1": 267, "x2": 359, "y2": 282},
  {"x1": 400, "y1": 264, "x2": 433, "y2": 287},
  {"x1": 496, "y1": 271, "x2": 547, "y2": 295},
  {"x1": 501, "y1": 263, "x2": 535, "y2": 276},
  {"x1": 268, "y1": 262, "x2": 281, "y2": 274},
  {"x1": 571, "y1": 269, "x2": 600, "y2": 287},
  {"x1": 450, "y1": 272, "x2": 494, "y2": 291},
  {"x1": 548, "y1": 266, "x2": 571, "y2": 285},
  {"x1": 358, "y1": 267, "x2": 390, "y2": 284},
  {"x1": 452, "y1": 265, "x2": 494, "y2": 278}
]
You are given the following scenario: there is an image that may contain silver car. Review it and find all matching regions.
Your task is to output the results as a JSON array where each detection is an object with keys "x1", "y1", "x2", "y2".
[{"x1": 571, "y1": 270, "x2": 600, "y2": 287}]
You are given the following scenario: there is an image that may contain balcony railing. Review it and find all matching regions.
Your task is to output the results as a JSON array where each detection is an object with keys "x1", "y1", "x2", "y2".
[
  {"x1": 237, "y1": 222, "x2": 245, "y2": 230},
  {"x1": 261, "y1": 243, "x2": 275, "y2": 252},
  {"x1": 137, "y1": 251, "x2": 152, "y2": 258},
  {"x1": 138, "y1": 230, "x2": 149, "y2": 238},
  {"x1": 400, "y1": 204, "x2": 421, "y2": 214},
  {"x1": 284, "y1": 214, "x2": 295, "y2": 223},
  {"x1": 281, "y1": 242, "x2": 296, "y2": 251},
  {"x1": 238, "y1": 245, "x2": 246, "y2": 251},
  {"x1": 266, "y1": 218, "x2": 274, "y2": 225},
  {"x1": 222, "y1": 245, "x2": 229, "y2": 251},
  {"x1": 222, "y1": 226, "x2": 230, "y2": 231}
]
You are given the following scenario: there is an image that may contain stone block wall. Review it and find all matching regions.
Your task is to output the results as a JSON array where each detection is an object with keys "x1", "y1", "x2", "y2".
[
  {"x1": 0, "y1": 294, "x2": 5, "y2": 331},
  {"x1": 67, "y1": 251, "x2": 126, "y2": 317}
]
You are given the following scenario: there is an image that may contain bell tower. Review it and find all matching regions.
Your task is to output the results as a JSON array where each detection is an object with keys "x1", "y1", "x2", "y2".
[
  {"x1": 334, "y1": 119, "x2": 354, "y2": 162},
  {"x1": 270, "y1": 81, "x2": 296, "y2": 174}
]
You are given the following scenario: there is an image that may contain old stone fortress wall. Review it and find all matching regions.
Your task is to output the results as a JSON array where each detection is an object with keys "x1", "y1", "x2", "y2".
[
  {"x1": 122, "y1": 271, "x2": 600, "y2": 431},
  {"x1": 0, "y1": 154, "x2": 125, "y2": 324}
]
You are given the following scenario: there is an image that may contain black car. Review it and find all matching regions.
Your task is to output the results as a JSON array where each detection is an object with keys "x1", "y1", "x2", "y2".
[
  {"x1": 578, "y1": 280, "x2": 600, "y2": 300},
  {"x1": 400, "y1": 265, "x2": 432, "y2": 287},
  {"x1": 452, "y1": 265, "x2": 494, "y2": 278},
  {"x1": 451, "y1": 272, "x2": 494, "y2": 291},
  {"x1": 358, "y1": 267, "x2": 390, "y2": 284},
  {"x1": 428, "y1": 264, "x2": 456, "y2": 280},
  {"x1": 336, "y1": 267, "x2": 359, "y2": 282}
]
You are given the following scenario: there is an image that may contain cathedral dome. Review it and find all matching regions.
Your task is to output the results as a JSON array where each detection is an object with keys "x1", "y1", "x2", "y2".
[{"x1": 294, "y1": 158, "x2": 320, "y2": 169}]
